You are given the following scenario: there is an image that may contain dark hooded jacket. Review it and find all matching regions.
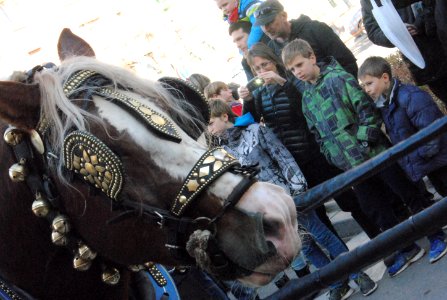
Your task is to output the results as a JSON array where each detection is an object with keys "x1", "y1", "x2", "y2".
[
  {"x1": 360, "y1": 0, "x2": 447, "y2": 85},
  {"x1": 268, "y1": 15, "x2": 358, "y2": 78},
  {"x1": 243, "y1": 79, "x2": 321, "y2": 165}
]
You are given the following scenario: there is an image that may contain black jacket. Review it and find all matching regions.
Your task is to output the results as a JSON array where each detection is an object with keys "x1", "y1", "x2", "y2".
[
  {"x1": 268, "y1": 15, "x2": 358, "y2": 78},
  {"x1": 361, "y1": 0, "x2": 447, "y2": 85},
  {"x1": 243, "y1": 80, "x2": 320, "y2": 165}
]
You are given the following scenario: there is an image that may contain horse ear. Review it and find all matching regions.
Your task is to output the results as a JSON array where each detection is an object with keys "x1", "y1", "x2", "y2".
[
  {"x1": 0, "y1": 81, "x2": 41, "y2": 129},
  {"x1": 58, "y1": 28, "x2": 96, "y2": 61}
]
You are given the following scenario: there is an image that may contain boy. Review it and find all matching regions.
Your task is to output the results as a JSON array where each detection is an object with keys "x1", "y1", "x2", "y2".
[
  {"x1": 359, "y1": 56, "x2": 447, "y2": 200},
  {"x1": 208, "y1": 98, "x2": 378, "y2": 300},
  {"x1": 204, "y1": 81, "x2": 243, "y2": 116},
  {"x1": 281, "y1": 39, "x2": 447, "y2": 277},
  {"x1": 214, "y1": 0, "x2": 265, "y2": 49}
]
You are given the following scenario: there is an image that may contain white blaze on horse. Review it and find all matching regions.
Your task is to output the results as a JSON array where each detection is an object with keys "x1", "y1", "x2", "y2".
[{"x1": 0, "y1": 28, "x2": 300, "y2": 299}]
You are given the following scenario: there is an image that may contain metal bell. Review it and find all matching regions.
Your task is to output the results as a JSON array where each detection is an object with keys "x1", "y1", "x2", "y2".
[
  {"x1": 101, "y1": 267, "x2": 120, "y2": 285},
  {"x1": 51, "y1": 230, "x2": 68, "y2": 246},
  {"x1": 3, "y1": 127, "x2": 23, "y2": 146},
  {"x1": 78, "y1": 243, "x2": 97, "y2": 260},
  {"x1": 32, "y1": 196, "x2": 51, "y2": 217},
  {"x1": 73, "y1": 254, "x2": 92, "y2": 271},
  {"x1": 8, "y1": 163, "x2": 28, "y2": 182},
  {"x1": 128, "y1": 265, "x2": 144, "y2": 272},
  {"x1": 52, "y1": 214, "x2": 71, "y2": 234}
]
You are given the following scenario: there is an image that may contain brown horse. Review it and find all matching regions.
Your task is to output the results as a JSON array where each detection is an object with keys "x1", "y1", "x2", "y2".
[{"x1": 0, "y1": 29, "x2": 300, "y2": 299}]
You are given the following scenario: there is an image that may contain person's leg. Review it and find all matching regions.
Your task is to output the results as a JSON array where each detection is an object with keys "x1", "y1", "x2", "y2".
[
  {"x1": 314, "y1": 204, "x2": 343, "y2": 241},
  {"x1": 427, "y1": 78, "x2": 447, "y2": 106},
  {"x1": 300, "y1": 154, "x2": 382, "y2": 240},
  {"x1": 427, "y1": 166, "x2": 447, "y2": 197},
  {"x1": 299, "y1": 210, "x2": 349, "y2": 259},
  {"x1": 377, "y1": 164, "x2": 446, "y2": 264},
  {"x1": 352, "y1": 176, "x2": 400, "y2": 231},
  {"x1": 377, "y1": 163, "x2": 428, "y2": 214},
  {"x1": 334, "y1": 187, "x2": 382, "y2": 239},
  {"x1": 435, "y1": 0, "x2": 447, "y2": 58}
]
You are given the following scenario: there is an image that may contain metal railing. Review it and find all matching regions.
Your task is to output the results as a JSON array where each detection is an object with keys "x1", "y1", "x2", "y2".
[{"x1": 266, "y1": 116, "x2": 447, "y2": 299}]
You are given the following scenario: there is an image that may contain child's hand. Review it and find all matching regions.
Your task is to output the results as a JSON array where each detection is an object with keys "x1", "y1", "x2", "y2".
[
  {"x1": 258, "y1": 71, "x2": 287, "y2": 86},
  {"x1": 405, "y1": 23, "x2": 419, "y2": 36},
  {"x1": 238, "y1": 86, "x2": 253, "y2": 101}
]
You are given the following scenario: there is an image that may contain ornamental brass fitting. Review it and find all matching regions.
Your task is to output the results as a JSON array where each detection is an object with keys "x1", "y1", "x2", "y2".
[
  {"x1": 3, "y1": 127, "x2": 23, "y2": 146},
  {"x1": 52, "y1": 214, "x2": 71, "y2": 234},
  {"x1": 30, "y1": 129, "x2": 45, "y2": 154},
  {"x1": 102, "y1": 267, "x2": 120, "y2": 285},
  {"x1": 78, "y1": 243, "x2": 97, "y2": 260},
  {"x1": 32, "y1": 193, "x2": 51, "y2": 217},
  {"x1": 9, "y1": 161, "x2": 28, "y2": 182},
  {"x1": 51, "y1": 230, "x2": 68, "y2": 246},
  {"x1": 73, "y1": 255, "x2": 92, "y2": 271}
]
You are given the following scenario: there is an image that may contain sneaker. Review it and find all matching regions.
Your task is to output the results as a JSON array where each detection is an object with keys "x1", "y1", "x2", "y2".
[
  {"x1": 354, "y1": 272, "x2": 378, "y2": 296},
  {"x1": 274, "y1": 273, "x2": 289, "y2": 289},
  {"x1": 388, "y1": 245, "x2": 425, "y2": 277},
  {"x1": 329, "y1": 283, "x2": 354, "y2": 300},
  {"x1": 403, "y1": 244, "x2": 426, "y2": 263},
  {"x1": 429, "y1": 238, "x2": 447, "y2": 263}
]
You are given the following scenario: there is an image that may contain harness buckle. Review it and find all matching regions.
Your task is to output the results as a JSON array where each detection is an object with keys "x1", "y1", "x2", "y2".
[{"x1": 155, "y1": 211, "x2": 165, "y2": 228}]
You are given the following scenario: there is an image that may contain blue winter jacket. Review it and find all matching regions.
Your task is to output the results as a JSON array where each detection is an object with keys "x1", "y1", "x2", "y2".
[{"x1": 379, "y1": 79, "x2": 447, "y2": 182}]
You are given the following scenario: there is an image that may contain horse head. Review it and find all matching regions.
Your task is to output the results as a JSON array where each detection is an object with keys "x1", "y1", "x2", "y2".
[{"x1": 0, "y1": 28, "x2": 300, "y2": 298}]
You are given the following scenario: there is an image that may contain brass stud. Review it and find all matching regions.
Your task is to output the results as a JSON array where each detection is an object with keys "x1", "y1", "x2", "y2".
[
  {"x1": 102, "y1": 267, "x2": 120, "y2": 285},
  {"x1": 179, "y1": 195, "x2": 187, "y2": 204}
]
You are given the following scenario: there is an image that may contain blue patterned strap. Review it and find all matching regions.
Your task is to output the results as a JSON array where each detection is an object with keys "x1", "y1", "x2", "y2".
[{"x1": 144, "y1": 264, "x2": 180, "y2": 300}]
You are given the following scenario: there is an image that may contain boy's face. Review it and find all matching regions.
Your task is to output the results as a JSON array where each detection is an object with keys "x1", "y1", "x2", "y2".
[
  {"x1": 218, "y1": 87, "x2": 235, "y2": 103},
  {"x1": 215, "y1": 0, "x2": 238, "y2": 15},
  {"x1": 231, "y1": 28, "x2": 249, "y2": 56},
  {"x1": 359, "y1": 74, "x2": 389, "y2": 101},
  {"x1": 286, "y1": 54, "x2": 318, "y2": 83},
  {"x1": 208, "y1": 115, "x2": 229, "y2": 136}
]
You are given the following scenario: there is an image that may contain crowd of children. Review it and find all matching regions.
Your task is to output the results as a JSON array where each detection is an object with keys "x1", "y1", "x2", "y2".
[{"x1": 181, "y1": 0, "x2": 447, "y2": 299}]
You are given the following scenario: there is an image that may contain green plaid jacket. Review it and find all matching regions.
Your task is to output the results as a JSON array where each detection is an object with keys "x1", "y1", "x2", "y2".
[{"x1": 302, "y1": 57, "x2": 387, "y2": 171}]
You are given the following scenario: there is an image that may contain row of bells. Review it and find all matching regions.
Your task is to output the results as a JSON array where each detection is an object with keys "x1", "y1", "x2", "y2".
[{"x1": 4, "y1": 127, "x2": 120, "y2": 286}]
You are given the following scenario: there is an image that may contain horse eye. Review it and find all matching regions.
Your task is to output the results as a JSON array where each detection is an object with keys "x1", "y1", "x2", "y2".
[{"x1": 263, "y1": 218, "x2": 280, "y2": 236}]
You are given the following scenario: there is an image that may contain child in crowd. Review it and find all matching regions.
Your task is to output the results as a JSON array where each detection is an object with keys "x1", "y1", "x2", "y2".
[
  {"x1": 214, "y1": 0, "x2": 265, "y2": 49},
  {"x1": 359, "y1": 56, "x2": 447, "y2": 199},
  {"x1": 205, "y1": 81, "x2": 243, "y2": 116},
  {"x1": 187, "y1": 73, "x2": 211, "y2": 94},
  {"x1": 208, "y1": 98, "x2": 378, "y2": 300},
  {"x1": 281, "y1": 38, "x2": 447, "y2": 281}
]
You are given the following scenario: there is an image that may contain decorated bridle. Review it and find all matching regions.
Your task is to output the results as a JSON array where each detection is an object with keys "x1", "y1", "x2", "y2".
[{"x1": 3, "y1": 68, "x2": 260, "y2": 289}]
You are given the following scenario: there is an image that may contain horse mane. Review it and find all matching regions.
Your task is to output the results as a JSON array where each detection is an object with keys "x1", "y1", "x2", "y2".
[{"x1": 23, "y1": 56, "x2": 204, "y2": 185}]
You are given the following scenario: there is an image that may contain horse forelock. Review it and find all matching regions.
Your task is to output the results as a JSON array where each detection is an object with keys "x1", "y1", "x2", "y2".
[{"x1": 31, "y1": 57, "x2": 205, "y2": 182}]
